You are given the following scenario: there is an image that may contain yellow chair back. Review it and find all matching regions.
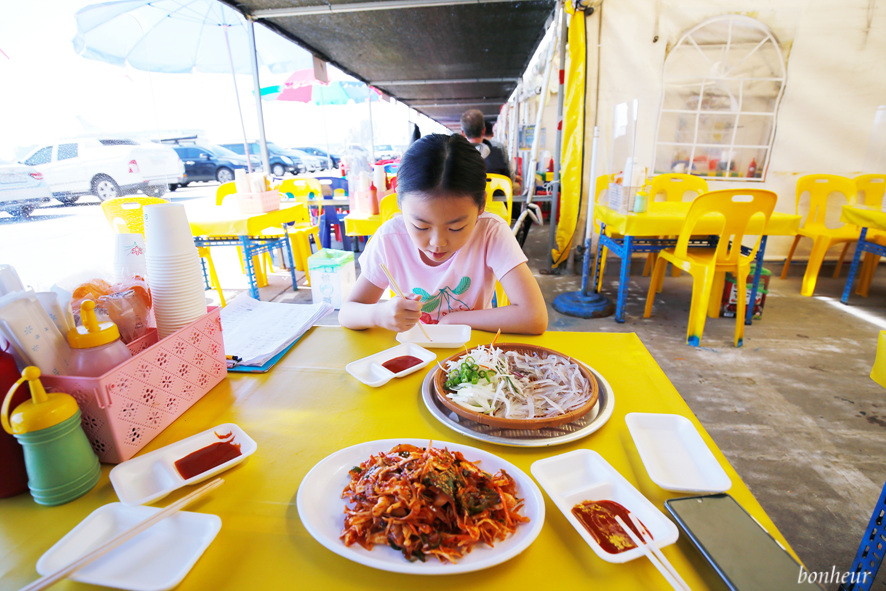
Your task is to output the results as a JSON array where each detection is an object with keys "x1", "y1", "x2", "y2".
[
  {"x1": 485, "y1": 173, "x2": 513, "y2": 221},
  {"x1": 379, "y1": 193, "x2": 400, "y2": 222},
  {"x1": 674, "y1": 189, "x2": 777, "y2": 265},
  {"x1": 216, "y1": 181, "x2": 237, "y2": 206},
  {"x1": 872, "y1": 331, "x2": 886, "y2": 389},
  {"x1": 795, "y1": 174, "x2": 856, "y2": 231},
  {"x1": 649, "y1": 173, "x2": 708, "y2": 204},
  {"x1": 278, "y1": 177, "x2": 323, "y2": 203},
  {"x1": 855, "y1": 174, "x2": 886, "y2": 207},
  {"x1": 101, "y1": 195, "x2": 169, "y2": 235}
]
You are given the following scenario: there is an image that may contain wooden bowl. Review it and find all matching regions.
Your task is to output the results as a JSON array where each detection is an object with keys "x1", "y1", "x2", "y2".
[{"x1": 432, "y1": 343, "x2": 599, "y2": 430}]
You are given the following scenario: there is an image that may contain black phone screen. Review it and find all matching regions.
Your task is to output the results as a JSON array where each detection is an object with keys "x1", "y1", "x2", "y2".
[{"x1": 665, "y1": 494, "x2": 819, "y2": 590}]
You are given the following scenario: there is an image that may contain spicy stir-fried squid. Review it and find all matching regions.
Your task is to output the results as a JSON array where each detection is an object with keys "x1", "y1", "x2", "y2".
[
  {"x1": 442, "y1": 346, "x2": 592, "y2": 419},
  {"x1": 340, "y1": 443, "x2": 528, "y2": 563}
]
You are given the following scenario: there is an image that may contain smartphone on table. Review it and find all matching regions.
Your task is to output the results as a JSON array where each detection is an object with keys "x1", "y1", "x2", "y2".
[{"x1": 665, "y1": 494, "x2": 822, "y2": 590}]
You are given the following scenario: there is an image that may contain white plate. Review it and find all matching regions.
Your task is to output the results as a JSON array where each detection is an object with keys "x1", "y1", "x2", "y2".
[
  {"x1": 396, "y1": 324, "x2": 471, "y2": 348},
  {"x1": 110, "y1": 424, "x2": 257, "y2": 505},
  {"x1": 296, "y1": 438, "x2": 545, "y2": 574},
  {"x1": 625, "y1": 412, "x2": 731, "y2": 493},
  {"x1": 530, "y1": 449, "x2": 678, "y2": 563},
  {"x1": 420, "y1": 362, "x2": 615, "y2": 447},
  {"x1": 36, "y1": 503, "x2": 221, "y2": 591},
  {"x1": 345, "y1": 343, "x2": 436, "y2": 387}
]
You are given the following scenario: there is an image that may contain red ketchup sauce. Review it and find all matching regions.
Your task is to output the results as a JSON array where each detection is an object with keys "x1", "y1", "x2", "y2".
[
  {"x1": 174, "y1": 431, "x2": 242, "y2": 480},
  {"x1": 570, "y1": 499, "x2": 650, "y2": 554},
  {"x1": 382, "y1": 355, "x2": 423, "y2": 373}
]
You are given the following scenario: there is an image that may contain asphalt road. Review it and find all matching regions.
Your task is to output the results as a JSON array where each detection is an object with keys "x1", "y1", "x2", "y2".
[{"x1": 0, "y1": 183, "x2": 218, "y2": 290}]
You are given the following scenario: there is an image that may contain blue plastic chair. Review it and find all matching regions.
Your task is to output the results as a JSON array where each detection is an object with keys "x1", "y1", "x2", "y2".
[
  {"x1": 840, "y1": 480, "x2": 886, "y2": 590},
  {"x1": 313, "y1": 176, "x2": 351, "y2": 249}
]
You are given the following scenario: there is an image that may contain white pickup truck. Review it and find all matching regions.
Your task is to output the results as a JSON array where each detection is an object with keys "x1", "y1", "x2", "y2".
[{"x1": 21, "y1": 138, "x2": 184, "y2": 204}]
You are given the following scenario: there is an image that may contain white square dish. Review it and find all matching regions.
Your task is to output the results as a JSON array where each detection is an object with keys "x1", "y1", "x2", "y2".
[
  {"x1": 110, "y1": 423, "x2": 257, "y2": 506},
  {"x1": 625, "y1": 412, "x2": 731, "y2": 493},
  {"x1": 396, "y1": 324, "x2": 471, "y2": 348},
  {"x1": 530, "y1": 449, "x2": 679, "y2": 563},
  {"x1": 345, "y1": 343, "x2": 436, "y2": 387},
  {"x1": 36, "y1": 503, "x2": 221, "y2": 591}
]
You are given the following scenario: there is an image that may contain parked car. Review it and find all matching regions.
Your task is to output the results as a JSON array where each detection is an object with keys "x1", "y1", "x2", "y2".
[
  {"x1": 0, "y1": 160, "x2": 52, "y2": 217},
  {"x1": 374, "y1": 144, "x2": 400, "y2": 160},
  {"x1": 220, "y1": 142, "x2": 303, "y2": 176},
  {"x1": 289, "y1": 148, "x2": 327, "y2": 172},
  {"x1": 168, "y1": 143, "x2": 253, "y2": 188},
  {"x1": 20, "y1": 138, "x2": 184, "y2": 204},
  {"x1": 295, "y1": 147, "x2": 339, "y2": 169}
]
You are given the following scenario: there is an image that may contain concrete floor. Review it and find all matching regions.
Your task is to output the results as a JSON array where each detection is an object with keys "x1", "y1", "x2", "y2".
[{"x1": 265, "y1": 226, "x2": 886, "y2": 590}]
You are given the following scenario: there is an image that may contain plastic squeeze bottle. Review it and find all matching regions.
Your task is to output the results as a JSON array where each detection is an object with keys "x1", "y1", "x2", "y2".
[
  {"x1": 66, "y1": 300, "x2": 132, "y2": 377},
  {"x1": 1, "y1": 367, "x2": 101, "y2": 505}
]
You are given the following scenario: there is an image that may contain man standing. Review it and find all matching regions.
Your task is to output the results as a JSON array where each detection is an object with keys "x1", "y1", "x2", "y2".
[{"x1": 460, "y1": 109, "x2": 511, "y2": 178}]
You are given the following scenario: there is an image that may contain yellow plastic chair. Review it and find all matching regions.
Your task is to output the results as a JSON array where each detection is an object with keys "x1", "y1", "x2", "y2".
[
  {"x1": 872, "y1": 330, "x2": 886, "y2": 389},
  {"x1": 485, "y1": 174, "x2": 513, "y2": 222},
  {"x1": 216, "y1": 181, "x2": 237, "y2": 206},
  {"x1": 780, "y1": 174, "x2": 860, "y2": 296},
  {"x1": 256, "y1": 202, "x2": 320, "y2": 285},
  {"x1": 851, "y1": 174, "x2": 886, "y2": 296},
  {"x1": 277, "y1": 177, "x2": 323, "y2": 202},
  {"x1": 644, "y1": 189, "x2": 777, "y2": 347},
  {"x1": 643, "y1": 174, "x2": 710, "y2": 279},
  {"x1": 379, "y1": 193, "x2": 400, "y2": 222},
  {"x1": 101, "y1": 196, "x2": 225, "y2": 306}
]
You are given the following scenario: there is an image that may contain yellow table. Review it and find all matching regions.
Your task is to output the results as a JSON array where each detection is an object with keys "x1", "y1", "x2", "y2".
[
  {"x1": 186, "y1": 201, "x2": 307, "y2": 299},
  {"x1": 343, "y1": 211, "x2": 382, "y2": 238},
  {"x1": 0, "y1": 328, "x2": 801, "y2": 590},
  {"x1": 840, "y1": 204, "x2": 886, "y2": 303},
  {"x1": 594, "y1": 202, "x2": 801, "y2": 323}
]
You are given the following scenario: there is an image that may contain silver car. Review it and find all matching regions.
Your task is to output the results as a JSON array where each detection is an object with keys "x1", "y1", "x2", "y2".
[{"x1": 0, "y1": 160, "x2": 52, "y2": 218}]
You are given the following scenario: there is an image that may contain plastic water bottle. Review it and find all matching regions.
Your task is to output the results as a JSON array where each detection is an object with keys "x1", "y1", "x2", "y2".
[{"x1": 1, "y1": 367, "x2": 101, "y2": 506}]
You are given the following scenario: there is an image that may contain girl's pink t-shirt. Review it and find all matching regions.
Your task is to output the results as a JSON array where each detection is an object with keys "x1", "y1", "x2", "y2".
[{"x1": 358, "y1": 213, "x2": 527, "y2": 324}]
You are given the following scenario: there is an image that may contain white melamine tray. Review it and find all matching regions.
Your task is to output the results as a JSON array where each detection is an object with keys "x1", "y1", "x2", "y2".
[
  {"x1": 396, "y1": 324, "x2": 471, "y2": 348},
  {"x1": 345, "y1": 343, "x2": 436, "y2": 387},
  {"x1": 110, "y1": 423, "x2": 257, "y2": 505},
  {"x1": 625, "y1": 412, "x2": 731, "y2": 493},
  {"x1": 531, "y1": 449, "x2": 679, "y2": 563},
  {"x1": 37, "y1": 503, "x2": 220, "y2": 591}
]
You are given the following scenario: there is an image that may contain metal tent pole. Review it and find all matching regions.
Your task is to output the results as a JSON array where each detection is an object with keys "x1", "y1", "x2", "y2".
[
  {"x1": 246, "y1": 17, "x2": 270, "y2": 175},
  {"x1": 222, "y1": 25, "x2": 253, "y2": 174},
  {"x1": 548, "y1": 6, "x2": 568, "y2": 271}
]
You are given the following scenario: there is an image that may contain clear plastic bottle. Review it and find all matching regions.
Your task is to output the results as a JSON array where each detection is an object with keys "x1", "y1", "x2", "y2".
[{"x1": 66, "y1": 300, "x2": 132, "y2": 377}]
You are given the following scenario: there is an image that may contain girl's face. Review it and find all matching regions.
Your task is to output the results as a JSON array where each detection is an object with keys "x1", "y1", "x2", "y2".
[{"x1": 400, "y1": 192, "x2": 484, "y2": 266}]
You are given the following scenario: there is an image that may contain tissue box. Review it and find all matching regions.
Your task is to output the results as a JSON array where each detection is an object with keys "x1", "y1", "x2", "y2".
[
  {"x1": 236, "y1": 191, "x2": 279, "y2": 215},
  {"x1": 308, "y1": 249, "x2": 355, "y2": 309}
]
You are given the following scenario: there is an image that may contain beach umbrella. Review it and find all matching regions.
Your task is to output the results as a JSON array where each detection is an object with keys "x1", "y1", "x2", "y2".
[{"x1": 72, "y1": 0, "x2": 312, "y2": 172}]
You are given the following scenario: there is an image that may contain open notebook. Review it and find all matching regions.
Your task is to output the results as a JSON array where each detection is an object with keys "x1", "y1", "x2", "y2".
[{"x1": 220, "y1": 293, "x2": 333, "y2": 372}]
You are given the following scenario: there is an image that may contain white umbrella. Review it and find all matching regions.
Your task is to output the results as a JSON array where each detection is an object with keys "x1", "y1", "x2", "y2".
[{"x1": 73, "y1": 0, "x2": 312, "y2": 172}]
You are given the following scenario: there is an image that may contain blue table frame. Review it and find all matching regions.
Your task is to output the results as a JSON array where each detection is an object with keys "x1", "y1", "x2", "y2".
[
  {"x1": 841, "y1": 227, "x2": 886, "y2": 304},
  {"x1": 593, "y1": 224, "x2": 768, "y2": 326}
]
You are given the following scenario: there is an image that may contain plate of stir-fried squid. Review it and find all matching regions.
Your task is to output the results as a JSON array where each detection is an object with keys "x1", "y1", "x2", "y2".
[{"x1": 433, "y1": 344, "x2": 599, "y2": 430}]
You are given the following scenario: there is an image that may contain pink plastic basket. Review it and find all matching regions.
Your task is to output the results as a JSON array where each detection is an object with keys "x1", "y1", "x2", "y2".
[{"x1": 42, "y1": 308, "x2": 225, "y2": 463}]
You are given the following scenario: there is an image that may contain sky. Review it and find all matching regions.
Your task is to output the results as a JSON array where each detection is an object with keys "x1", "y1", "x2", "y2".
[{"x1": 0, "y1": 0, "x2": 447, "y2": 161}]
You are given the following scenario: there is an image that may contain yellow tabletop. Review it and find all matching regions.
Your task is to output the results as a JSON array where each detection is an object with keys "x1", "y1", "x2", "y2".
[
  {"x1": 841, "y1": 203, "x2": 886, "y2": 231},
  {"x1": 0, "y1": 328, "x2": 800, "y2": 590},
  {"x1": 595, "y1": 202, "x2": 801, "y2": 237},
  {"x1": 343, "y1": 212, "x2": 382, "y2": 236},
  {"x1": 186, "y1": 201, "x2": 307, "y2": 237}
]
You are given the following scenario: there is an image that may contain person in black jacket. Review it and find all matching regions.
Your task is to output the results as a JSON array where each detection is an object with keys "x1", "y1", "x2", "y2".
[{"x1": 460, "y1": 109, "x2": 511, "y2": 178}]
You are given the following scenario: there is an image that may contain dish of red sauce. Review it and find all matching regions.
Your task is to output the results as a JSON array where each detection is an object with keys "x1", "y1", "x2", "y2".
[
  {"x1": 381, "y1": 355, "x2": 423, "y2": 374},
  {"x1": 174, "y1": 431, "x2": 242, "y2": 480},
  {"x1": 570, "y1": 499, "x2": 650, "y2": 554}
]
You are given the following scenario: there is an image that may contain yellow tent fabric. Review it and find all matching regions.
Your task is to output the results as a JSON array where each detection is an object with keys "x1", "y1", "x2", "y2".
[{"x1": 552, "y1": 9, "x2": 587, "y2": 267}]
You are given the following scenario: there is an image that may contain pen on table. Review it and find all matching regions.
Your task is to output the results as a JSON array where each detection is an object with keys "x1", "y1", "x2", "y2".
[
  {"x1": 225, "y1": 355, "x2": 242, "y2": 369},
  {"x1": 379, "y1": 263, "x2": 433, "y2": 342}
]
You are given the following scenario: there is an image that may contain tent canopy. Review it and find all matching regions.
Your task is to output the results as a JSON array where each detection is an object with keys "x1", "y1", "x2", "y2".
[{"x1": 229, "y1": 0, "x2": 556, "y2": 127}]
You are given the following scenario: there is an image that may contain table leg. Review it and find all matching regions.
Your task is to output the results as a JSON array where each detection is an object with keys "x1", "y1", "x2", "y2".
[
  {"x1": 240, "y1": 236, "x2": 260, "y2": 300},
  {"x1": 746, "y1": 236, "x2": 766, "y2": 325},
  {"x1": 842, "y1": 228, "x2": 868, "y2": 304},
  {"x1": 592, "y1": 223, "x2": 605, "y2": 294},
  {"x1": 283, "y1": 227, "x2": 298, "y2": 292},
  {"x1": 616, "y1": 235, "x2": 632, "y2": 324}
]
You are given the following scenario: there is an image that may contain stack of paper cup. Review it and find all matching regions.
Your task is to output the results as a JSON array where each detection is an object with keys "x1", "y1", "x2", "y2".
[{"x1": 143, "y1": 204, "x2": 207, "y2": 339}]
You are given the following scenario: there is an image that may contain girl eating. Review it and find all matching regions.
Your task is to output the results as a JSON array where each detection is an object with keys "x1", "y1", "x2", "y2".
[{"x1": 339, "y1": 134, "x2": 547, "y2": 335}]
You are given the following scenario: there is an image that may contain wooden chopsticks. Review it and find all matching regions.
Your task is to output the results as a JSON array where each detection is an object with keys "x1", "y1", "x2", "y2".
[
  {"x1": 614, "y1": 514, "x2": 691, "y2": 591},
  {"x1": 19, "y1": 478, "x2": 224, "y2": 591},
  {"x1": 379, "y1": 263, "x2": 432, "y2": 342}
]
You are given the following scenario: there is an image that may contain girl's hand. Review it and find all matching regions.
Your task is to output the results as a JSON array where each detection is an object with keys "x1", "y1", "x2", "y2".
[{"x1": 375, "y1": 294, "x2": 422, "y2": 332}]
